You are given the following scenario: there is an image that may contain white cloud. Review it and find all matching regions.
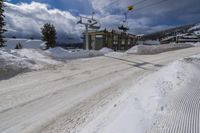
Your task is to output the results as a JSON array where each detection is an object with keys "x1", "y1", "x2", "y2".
[
  {"x1": 4, "y1": 2, "x2": 82, "y2": 42},
  {"x1": 3, "y1": 0, "x2": 200, "y2": 42}
]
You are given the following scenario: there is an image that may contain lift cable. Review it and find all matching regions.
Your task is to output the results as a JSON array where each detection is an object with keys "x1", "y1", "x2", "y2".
[
  {"x1": 118, "y1": 0, "x2": 171, "y2": 32},
  {"x1": 131, "y1": 0, "x2": 171, "y2": 12},
  {"x1": 100, "y1": 0, "x2": 148, "y2": 12}
]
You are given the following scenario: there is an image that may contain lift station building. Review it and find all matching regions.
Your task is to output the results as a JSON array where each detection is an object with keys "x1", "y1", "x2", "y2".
[{"x1": 83, "y1": 30, "x2": 137, "y2": 51}]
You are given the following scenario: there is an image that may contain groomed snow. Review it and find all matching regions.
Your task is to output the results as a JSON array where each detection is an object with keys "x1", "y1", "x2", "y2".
[
  {"x1": 126, "y1": 43, "x2": 192, "y2": 54},
  {"x1": 1, "y1": 47, "x2": 200, "y2": 133},
  {"x1": 82, "y1": 54, "x2": 200, "y2": 133}
]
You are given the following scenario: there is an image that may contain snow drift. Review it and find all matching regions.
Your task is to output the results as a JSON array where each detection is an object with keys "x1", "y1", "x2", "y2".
[
  {"x1": 0, "y1": 47, "x2": 104, "y2": 79},
  {"x1": 190, "y1": 42, "x2": 200, "y2": 47},
  {"x1": 0, "y1": 49, "x2": 60, "y2": 78},
  {"x1": 126, "y1": 43, "x2": 192, "y2": 54},
  {"x1": 99, "y1": 47, "x2": 114, "y2": 54},
  {"x1": 46, "y1": 47, "x2": 103, "y2": 60}
]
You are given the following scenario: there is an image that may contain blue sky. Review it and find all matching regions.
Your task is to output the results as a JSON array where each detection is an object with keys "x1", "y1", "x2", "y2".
[{"x1": 5, "y1": 0, "x2": 200, "y2": 42}]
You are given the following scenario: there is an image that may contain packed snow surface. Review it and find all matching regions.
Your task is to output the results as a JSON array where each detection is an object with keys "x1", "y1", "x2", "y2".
[
  {"x1": 126, "y1": 43, "x2": 192, "y2": 54},
  {"x1": 82, "y1": 53, "x2": 200, "y2": 133},
  {"x1": 1, "y1": 47, "x2": 200, "y2": 133},
  {"x1": 99, "y1": 47, "x2": 114, "y2": 54}
]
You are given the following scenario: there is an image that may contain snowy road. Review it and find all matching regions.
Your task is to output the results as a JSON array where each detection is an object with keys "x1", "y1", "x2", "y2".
[{"x1": 1, "y1": 47, "x2": 200, "y2": 133}]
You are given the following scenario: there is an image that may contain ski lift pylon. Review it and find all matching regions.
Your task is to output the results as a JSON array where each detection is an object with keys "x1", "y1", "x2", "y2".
[{"x1": 118, "y1": 12, "x2": 129, "y2": 32}]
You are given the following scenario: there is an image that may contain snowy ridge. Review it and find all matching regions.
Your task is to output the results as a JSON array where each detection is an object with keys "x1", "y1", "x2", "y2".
[
  {"x1": 188, "y1": 23, "x2": 200, "y2": 31},
  {"x1": 0, "y1": 47, "x2": 105, "y2": 79},
  {"x1": 126, "y1": 43, "x2": 192, "y2": 54},
  {"x1": 0, "y1": 48, "x2": 61, "y2": 79},
  {"x1": 46, "y1": 47, "x2": 103, "y2": 60}
]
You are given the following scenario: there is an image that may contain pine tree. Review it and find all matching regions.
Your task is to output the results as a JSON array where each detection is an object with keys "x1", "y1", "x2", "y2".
[
  {"x1": 41, "y1": 23, "x2": 57, "y2": 49},
  {"x1": 15, "y1": 42, "x2": 22, "y2": 49},
  {"x1": 0, "y1": 0, "x2": 6, "y2": 47}
]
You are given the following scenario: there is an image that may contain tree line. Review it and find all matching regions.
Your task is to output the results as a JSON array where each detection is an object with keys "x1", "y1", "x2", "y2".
[{"x1": 0, "y1": 0, "x2": 57, "y2": 49}]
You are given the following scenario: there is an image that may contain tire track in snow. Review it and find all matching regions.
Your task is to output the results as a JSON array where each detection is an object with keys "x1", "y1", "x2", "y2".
[{"x1": 0, "y1": 60, "x2": 127, "y2": 113}]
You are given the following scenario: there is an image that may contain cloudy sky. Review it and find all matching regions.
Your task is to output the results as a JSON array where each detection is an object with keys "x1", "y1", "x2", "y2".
[{"x1": 5, "y1": 0, "x2": 200, "y2": 42}]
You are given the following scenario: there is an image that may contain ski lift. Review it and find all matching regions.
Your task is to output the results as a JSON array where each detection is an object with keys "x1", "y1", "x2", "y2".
[
  {"x1": 77, "y1": 12, "x2": 101, "y2": 30},
  {"x1": 118, "y1": 13, "x2": 129, "y2": 32},
  {"x1": 89, "y1": 20, "x2": 101, "y2": 30}
]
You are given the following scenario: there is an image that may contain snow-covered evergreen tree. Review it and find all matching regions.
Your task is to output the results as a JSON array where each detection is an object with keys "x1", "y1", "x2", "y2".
[
  {"x1": 0, "y1": 0, "x2": 6, "y2": 47},
  {"x1": 41, "y1": 23, "x2": 57, "y2": 49}
]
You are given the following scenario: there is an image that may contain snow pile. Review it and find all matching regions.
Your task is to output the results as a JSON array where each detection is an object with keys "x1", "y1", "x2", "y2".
[
  {"x1": 46, "y1": 47, "x2": 103, "y2": 60},
  {"x1": 90, "y1": 55, "x2": 200, "y2": 133},
  {"x1": 189, "y1": 42, "x2": 200, "y2": 47},
  {"x1": 0, "y1": 49, "x2": 37, "y2": 79},
  {"x1": 11, "y1": 49, "x2": 60, "y2": 65},
  {"x1": 143, "y1": 40, "x2": 160, "y2": 45},
  {"x1": 99, "y1": 47, "x2": 114, "y2": 54},
  {"x1": 0, "y1": 48, "x2": 61, "y2": 79},
  {"x1": 126, "y1": 43, "x2": 192, "y2": 54},
  {"x1": 0, "y1": 49, "x2": 36, "y2": 70},
  {"x1": 4, "y1": 38, "x2": 43, "y2": 49}
]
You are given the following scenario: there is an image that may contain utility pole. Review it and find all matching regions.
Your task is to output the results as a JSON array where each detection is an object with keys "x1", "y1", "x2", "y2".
[{"x1": 77, "y1": 15, "x2": 100, "y2": 50}]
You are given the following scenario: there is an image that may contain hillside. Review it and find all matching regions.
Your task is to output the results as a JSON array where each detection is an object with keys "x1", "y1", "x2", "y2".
[{"x1": 142, "y1": 23, "x2": 200, "y2": 41}]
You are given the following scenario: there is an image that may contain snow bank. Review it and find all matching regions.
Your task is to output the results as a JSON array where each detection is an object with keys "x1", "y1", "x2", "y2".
[
  {"x1": 0, "y1": 49, "x2": 37, "y2": 79},
  {"x1": 0, "y1": 46, "x2": 104, "y2": 79},
  {"x1": 4, "y1": 38, "x2": 43, "y2": 49},
  {"x1": 88, "y1": 55, "x2": 200, "y2": 133},
  {"x1": 143, "y1": 40, "x2": 160, "y2": 45},
  {"x1": 126, "y1": 43, "x2": 192, "y2": 54},
  {"x1": 0, "y1": 49, "x2": 36, "y2": 70},
  {"x1": 190, "y1": 42, "x2": 200, "y2": 47},
  {"x1": 11, "y1": 49, "x2": 59, "y2": 65},
  {"x1": 0, "y1": 49, "x2": 61, "y2": 79},
  {"x1": 46, "y1": 47, "x2": 103, "y2": 60},
  {"x1": 99, "y1": 47, "x2": 114, "y2": 54}
]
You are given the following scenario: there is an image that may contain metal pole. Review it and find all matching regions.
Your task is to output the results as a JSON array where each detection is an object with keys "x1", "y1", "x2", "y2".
[{"x1": 85, "y1": 25, "x2": 89, "y2": 50}]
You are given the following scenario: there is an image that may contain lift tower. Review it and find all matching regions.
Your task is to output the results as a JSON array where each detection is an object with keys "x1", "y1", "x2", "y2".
[{"x1": 77, "y1": 14, "x2": 100, "y2": 50}]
